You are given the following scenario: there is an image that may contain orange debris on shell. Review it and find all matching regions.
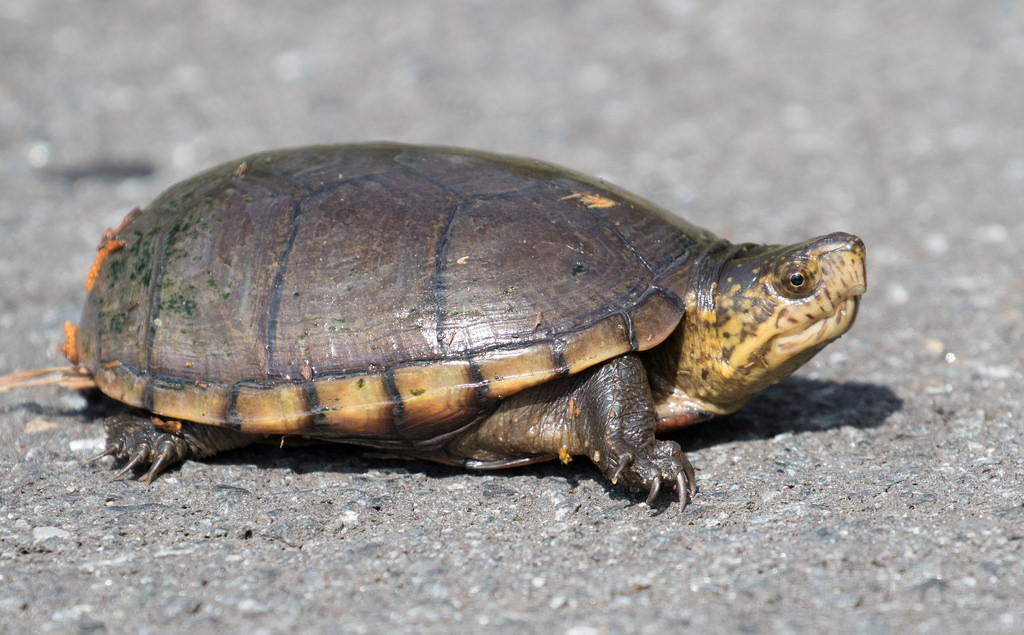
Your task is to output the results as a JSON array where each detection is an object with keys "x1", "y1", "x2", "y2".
[
  {"x1": 85, "y1": 239, "x2": 126, "y2": 292},
  {"x1": 60, "y1": 321, "x2": 79, "y2": 365}
]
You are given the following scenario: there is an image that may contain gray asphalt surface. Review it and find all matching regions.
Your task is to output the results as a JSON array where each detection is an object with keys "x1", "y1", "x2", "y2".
[{"x1": 2, "y1": 1, "x2": 1022, "y2": 633}]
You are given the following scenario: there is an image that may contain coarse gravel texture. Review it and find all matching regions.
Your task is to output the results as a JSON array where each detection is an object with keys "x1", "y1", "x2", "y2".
[{"x1": 1, "y1": 1, "x2": 1022, "y2": 633}]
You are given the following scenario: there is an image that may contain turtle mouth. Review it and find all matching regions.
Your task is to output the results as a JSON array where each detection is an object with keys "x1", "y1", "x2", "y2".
[{"x1": 771, "y1": 293, "x2": 862, "y2": 356}]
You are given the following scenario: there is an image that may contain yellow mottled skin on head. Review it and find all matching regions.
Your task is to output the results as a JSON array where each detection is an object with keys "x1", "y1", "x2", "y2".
[{"x1": 648, "y1": 233, "x2": 866, "y2": 428}]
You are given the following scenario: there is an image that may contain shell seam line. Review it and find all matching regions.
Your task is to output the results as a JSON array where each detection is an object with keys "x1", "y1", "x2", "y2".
[
  {"x1": 432, "y1": 201, "x2": 465, "y2": 357},
  {"x1": 467, "y1": 358, "x2": 492, "y2": 413},
  {"x1": 226, "y1": 381, "x2": 245, "y2": 428},
  {"x1": 303, "y1": 380, "x2": 324, "y2": 425},
  {"x1": 622, "y1": 309, "x2": 639, "y2": 351},
  {"x1": 264, "y1": 194, "x2": 310, "y2": 377},
  {"x1": 142, "y1": 225, "x2": 172, "y2": 411},
  {"x1": 584, "y1": 202, "x2": 656, "y2": 276},
  {"x1": 391, "y1": 158, "x2": 467, "y2": 359},
  {"x1": 551, "y1": 338, "x2": 570, "y2": 378},
  {"x1": 382, "y1": 368, "x2": 408, "y2": 443}
]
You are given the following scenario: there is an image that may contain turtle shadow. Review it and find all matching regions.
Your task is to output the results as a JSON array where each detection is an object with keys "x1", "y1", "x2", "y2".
[{"x1": 671, "y1": 376, "x2": 901, "y2": 452}]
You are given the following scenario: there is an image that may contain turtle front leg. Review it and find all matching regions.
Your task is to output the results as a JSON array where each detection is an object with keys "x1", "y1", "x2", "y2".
[
  {"x1": 445, "y1": 354, "x2": 697, "y2": 508},
  {"x1": 89, "y1": 412, "x2": 258, "y2": 484}
]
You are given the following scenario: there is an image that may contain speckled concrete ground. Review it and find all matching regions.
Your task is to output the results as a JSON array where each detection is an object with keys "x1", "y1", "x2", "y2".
[{"x1": 1, "y1": 1, "x2": 1022, "y2": 633}]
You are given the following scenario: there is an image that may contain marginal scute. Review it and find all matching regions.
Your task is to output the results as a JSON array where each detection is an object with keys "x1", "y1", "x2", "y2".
[
  {"x1": 313, "y1": 373, "x2": 396, "y2": 438},
  {"x1": 92, "y1": 363, "x2": 147, "y2": 410},
  {"x1": 393, "y1": 361, "x2": 480, "y2": 443},
  {"x1": 150, "y1": 376, "x2": 231, "y2": 425},
  {"x1": 474, "y1": 341, "x2": 561, "y2": 399},
  {"x1": 559, "y1": 313, "x2": 631, "y2": 374},
  {"x1": 629, "y1": 291, "x2": 683, "y2": 350},
  {"x1": 233, "y1": 383, "x2": 314, "y2": 433}
]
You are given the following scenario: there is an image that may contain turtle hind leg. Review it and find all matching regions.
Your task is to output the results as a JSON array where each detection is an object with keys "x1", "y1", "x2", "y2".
[
  {"x1": 445, "y1": 354, "x2": 696, "y2": 508},
  {"x1": 89, "y1": 412, "x2": 257, "y2": 484}
]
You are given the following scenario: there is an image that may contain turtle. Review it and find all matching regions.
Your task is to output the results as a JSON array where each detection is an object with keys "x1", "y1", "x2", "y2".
[{"x1": 56, "y1": 143, "x2": 866, "y2": 508}]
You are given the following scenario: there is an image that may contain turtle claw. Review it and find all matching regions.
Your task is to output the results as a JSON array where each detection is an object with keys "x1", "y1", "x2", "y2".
[
  {"x1": 676, "y1": 471, "x2": 690, "y2": 510},
  {"x1": 99, "y1": 432, "x2": 186, "y2": 485},
  {"x1": 674, "y1": 462, "x2": 698, "y2": 511},
  {"x1": 86, "y1": 444, "x2": 121, "y2": 464},
  {"x1": 107, "y1": 453, "x2": 147, "y2": 483},
  {"x1": 597, "y1": 437, "x2": 697, "y2": 508},
  {"x1": 684, "y1": 459, "x2": 697, "y2": 497},
  {"x1": 144, "y1": 441, "x2": 183, "y2": 485},
  {"x1": 599, "y1": 439, "x2": 696, "y2": 509},
  {"x1": 645, "y1": 471, "x2": 696, "y2": 509},
  {"x1": 645, "y1": 476, "x2": 662, "y2": 506},
  {"x1": 612, "y1": 453, "x2": 633, "y2": 484}
]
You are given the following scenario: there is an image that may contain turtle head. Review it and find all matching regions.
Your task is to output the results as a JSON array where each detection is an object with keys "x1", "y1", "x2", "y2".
[{"x1": 660, "y1": 232, "x2": 866, "y2": 420}]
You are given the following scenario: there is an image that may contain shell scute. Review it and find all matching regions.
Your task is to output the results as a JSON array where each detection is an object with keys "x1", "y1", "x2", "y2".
[
  {"x1": 268, "y1": 170, "x2": 457, "y2": 374},
  {"x1": 391, "y1": 360, "x2": 480, "y2": 444},
  {"x1": 473, "y1": 341, "x2": 562, "y2": 400},
  {"x1": 313, "y1": 373, "x2": 397, "y2": 439},
  {"x1": 232, "y1": 381, "x2": 315, "y2": 434}
]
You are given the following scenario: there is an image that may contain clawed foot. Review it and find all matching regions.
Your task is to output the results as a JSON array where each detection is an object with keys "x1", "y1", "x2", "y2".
[
  {"x1": 87, "y1": 413, "x2": 190, "y2": 484},
  {"x1": 605, "y1": 439, "x2": 697, "y2": 510}
]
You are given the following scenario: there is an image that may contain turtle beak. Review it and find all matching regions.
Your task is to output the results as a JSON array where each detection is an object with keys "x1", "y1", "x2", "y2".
[{"x1": 816, "y1": 232, "x2": 867, "y2": 299}]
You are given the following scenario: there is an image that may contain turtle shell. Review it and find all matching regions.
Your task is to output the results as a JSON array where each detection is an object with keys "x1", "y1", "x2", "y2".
[{"x1": 77, "y1": 144, "x2": 718, "y2": 450}]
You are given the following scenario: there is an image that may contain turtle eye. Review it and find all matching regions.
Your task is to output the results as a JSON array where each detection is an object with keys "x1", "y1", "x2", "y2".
[{"x1": 776, "y1": 260, "x2": 818, "y2": 297}]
